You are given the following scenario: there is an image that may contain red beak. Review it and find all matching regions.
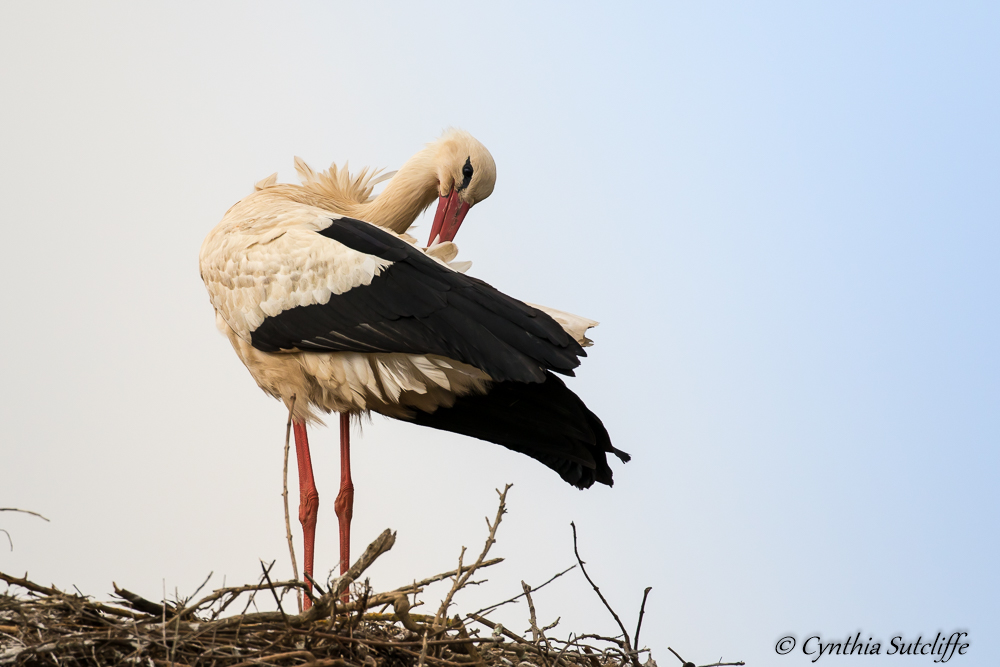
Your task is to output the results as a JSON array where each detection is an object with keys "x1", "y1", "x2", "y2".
[{"x1": 427, "y1": 190, "x2": 471, "y2": 245}]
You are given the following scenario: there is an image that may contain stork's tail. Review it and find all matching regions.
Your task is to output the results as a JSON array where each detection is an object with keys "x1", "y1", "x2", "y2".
[{"x1": 406, "y1": 372, "x2": 628, "y2": 489}]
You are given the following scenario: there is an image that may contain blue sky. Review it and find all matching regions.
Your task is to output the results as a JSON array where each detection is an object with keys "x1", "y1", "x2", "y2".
[{"x1": 1, "y1": 3, "x2": 997, "y2": 664}]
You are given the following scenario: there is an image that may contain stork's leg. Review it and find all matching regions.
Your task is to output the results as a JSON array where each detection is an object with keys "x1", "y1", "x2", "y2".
[
  {"x1": 334, "y1": 413, "x2": 354, "y2": 581},
  {"x1": 292, "y1": 420, "x2": 319, "y2": 610}
]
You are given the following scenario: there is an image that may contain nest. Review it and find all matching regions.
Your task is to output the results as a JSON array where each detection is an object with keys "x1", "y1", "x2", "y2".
[{"x1": 1, "y1": 488, "x2": 741, "y2": 667}]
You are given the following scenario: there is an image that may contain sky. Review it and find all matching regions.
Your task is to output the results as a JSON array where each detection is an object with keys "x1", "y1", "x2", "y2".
[{"x1": 1, "y1": 2, "x2": 997, "y2": 665}]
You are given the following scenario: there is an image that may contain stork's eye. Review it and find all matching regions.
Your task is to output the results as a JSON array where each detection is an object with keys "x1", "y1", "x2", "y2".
[{"x1": 458, "y1": 157, "x2": 474, "y2": 191}]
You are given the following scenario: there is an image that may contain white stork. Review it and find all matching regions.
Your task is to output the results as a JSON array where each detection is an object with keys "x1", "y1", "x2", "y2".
[{"x1": 199, "y1": 130, "x2": 628, "y2": 604}]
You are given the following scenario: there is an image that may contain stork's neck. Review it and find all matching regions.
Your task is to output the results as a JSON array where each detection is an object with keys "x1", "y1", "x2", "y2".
[{"x1": 362, "y1": 148, "x2": 439, "y2": 234}]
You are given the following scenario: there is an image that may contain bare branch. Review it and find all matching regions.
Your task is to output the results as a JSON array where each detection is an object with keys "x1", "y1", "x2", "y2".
[
  {"x1": 667, "y1": 648, "x2": 745, "y2": 667},
  {"x1": 470, "y1": 564, "x2": 576, "y2": 618},
  {"x1": 468, "y1": 612, "x2": 530, "y2": 645},
  {"x1": 434, "y1": 484, "x2": 511, "y2": 628},
  {"x1": 521, "y1": 581, "x2": 546, "y2": 647},
  {"x1": 668, "y1": 647, "x2": 710, "y2": 667},
  {"x1": 397, "y1": 558, "x2": 504, "y2": 593},
  {"x1": 633, "y1": 587, "x2": 652, "y2": 652},
  {"x1": 283, "y1": 394, "x2": 301, "y2": 613},
  {"x1": 258, "y1": 560, "x2": 289, "y2": 627},
  {"x1": 521, "y1": 580, "x2": 551, "y2": 665},
  {"x1": 185, "y1": 578, "x2": 309, "y2": 617},
  {"x1": 570, "y1": 522, "x2": 638, "y2": 667},
  {"x1": 307, "y1": 527, "x2": 396, "y2": 622},
  {"x1": 0, "y1": 508, "x2": 50, "y2": 522},
  {"x1": 112, "y1": 583, "x2": 174, "y2": 617}
]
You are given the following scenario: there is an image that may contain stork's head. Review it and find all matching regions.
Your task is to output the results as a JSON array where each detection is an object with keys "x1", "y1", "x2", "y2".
[{"x1": 427, "y1": 128, "x2": 496, "y2": 245}]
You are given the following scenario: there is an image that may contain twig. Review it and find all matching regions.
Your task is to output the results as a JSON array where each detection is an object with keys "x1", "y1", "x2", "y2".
[
  {"x1": 229, "y1": 651, "x2": 321, "y2": 667},
  {"x1": 335, "y1": 638, "x2": 465, "y2": 667},
  {"x1": 161, "y1": 580, "x2": 168, "y2": 661},
  {"x1": 470, "y1": 564, "x2": 575, "y2": 617},
  {"x1": 0, "y1": 571, "x2": 60, "y2": 596},
  {"x1": 186, "y1": 572, "x2": 214, "y2": 606},
  {"x1": 391, "y1": 594, "x2": 423, "y2": 633},
  {"x1": 203, "y1": 527, "x2": 395, "y2": 629},
  {"x1": 570, "y1": 522, "x2": 638, "y2": 667},
  {"x1": 521, "y1": 581, "x2": 551, "y2": 666},
  {"x1": 326, "y1": 529, "x2": 395, "y2": 600},
  {"x1": 452, "y1": 614, "x2": 483, "y2": 664},
  {"x1": 468, "y1": 614, "x2": 591, "y2": 664},
  {"x1": 0, "y1": 508, "x2": 50, "y2": 522},
  {"x1": 284, "y1": 394, "x2": 301, "y2": 613},
  {"x1": 396, "y1": 558, "x2": 504, "y2": 593},
  {"x1": 437, "y1": 545, "x2": 465, "y2": 625},
  {"x1": 186, "y1": 579, "x2": 310, "y2": 617},
  {"x1": 667, "y1": 646, "x2": 747, "y2": 667},
  {"x1": 268, "y1": 565, "x2": 521, "y2": 618},
  {"x1": 633, "y1": 587, "x2": 652, "y2": 653},
  {"x1": 259, "y1": 560, "x2": 289, "y2": 627},
  {"x1": 521, "y1": 581, "x2": 544, "y2": 646},
  {"x1": 112, "y1": 583, "x2": 173, "y2": 617},
  {"x1": 0, "y1": 571, "x2": 146, "y2": 620},
  {"x1": 418, "y1": 628, "x2": 429, "y2": 667},
  {"x1": 0, "y1": 507, "x2": 48, "y2": 551},
  {"x1": 305, "y1": 571, "x2": 328, "y2": 597},
  {"x1": 468, "y1": 613, "x2": 529, "y2": 645},
  {"x1": 667, "y1": 647, "x2": 688, "y2": 665},
  {"x1": 582, "y1": 645, "x2": 603, "y2": 667},
  {"x1": 306, "y1": 629, "x2": 501, "y2": 648},
  {"x1": 350, "y1": 579, "x2": 372, "y2": 631},
  {"x1": 169, "y1": 584, "x2": 182, "y2": 665},
  {"x1": 434, "y1": 485, "x2": 511, "y2": 628},
  {"x1": 172, "y1": 572, "x2": 214, "y2": 619},
  {"x1": 549, "y1": 631, "x2": 576, "y2": 667}
]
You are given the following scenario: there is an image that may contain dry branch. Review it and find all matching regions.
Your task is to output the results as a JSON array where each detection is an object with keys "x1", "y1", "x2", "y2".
[
  {"x1": 284, "y1": 394, "x2": 301, "y2": 613},
  {"x1": 434, "y1": 484, "x2": 511, "y2": 629},
  {"x1": 667, "y1": 646, "x2": 745, "y2": 667},
  {"x1": 634, "y1": 587, "x2": 652, "y2": 656},
  {"x1": 0, "y1": 509, "x2": 49, "y2": 522},
  {"x1": 112, "y1": 583, "x2": 174, "y2": 617},
  {"x1": 470, "y1": 564, "x2": 575, "y2": 618},
  {"x1": 570, "y1": 522, "x2": 639, "y2": 667}
]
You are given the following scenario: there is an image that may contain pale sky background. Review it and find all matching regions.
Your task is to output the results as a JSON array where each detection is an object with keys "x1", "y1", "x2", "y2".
[{"x1": 1, "y1": 2, "x2": 997, "y2": 665}]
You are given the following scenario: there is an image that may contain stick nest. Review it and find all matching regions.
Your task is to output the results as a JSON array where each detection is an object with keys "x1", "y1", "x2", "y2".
[{"x1": 1, "y1": 487, "x2": 740, "y2": 667}]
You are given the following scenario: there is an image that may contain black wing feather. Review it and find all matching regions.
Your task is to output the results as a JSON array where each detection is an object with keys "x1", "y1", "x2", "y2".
[
  {"x1": 406, "y1": 372, "x2": 630, "y2": 489},
  {"x1": 249, "y1": 217, "x2": 583, "y2": 383}
]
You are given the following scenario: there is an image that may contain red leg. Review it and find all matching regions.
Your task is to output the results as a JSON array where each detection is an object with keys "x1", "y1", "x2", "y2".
[
  {"x1": 334, "y1": 413, "x2": 354, "y2": 583},
  {"x1": 293, "y1": 420, "x2": 319, "y2": 610}
]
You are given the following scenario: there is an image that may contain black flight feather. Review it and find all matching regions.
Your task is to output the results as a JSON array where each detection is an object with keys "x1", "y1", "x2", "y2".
[
  {"x1": 250, "y1": 217, "x2": 583, "y2": 383},
  {"x1": 406, "y1": 372, "x2": 630, "y2": 489}
]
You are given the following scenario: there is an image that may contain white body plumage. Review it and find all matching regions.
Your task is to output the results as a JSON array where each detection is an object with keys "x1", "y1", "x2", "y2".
[{"x1": 200, "y1": 132, "x2": 593, "y2": 424}]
